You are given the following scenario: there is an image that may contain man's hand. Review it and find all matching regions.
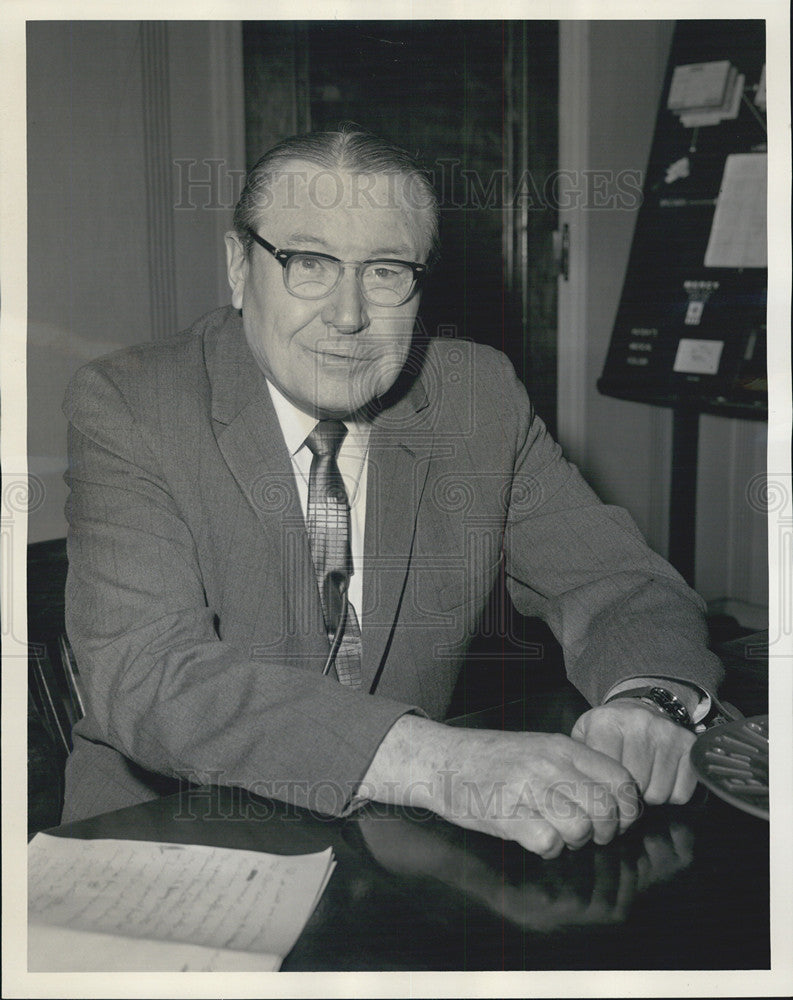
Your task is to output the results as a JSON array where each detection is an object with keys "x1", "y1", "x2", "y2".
[
  {"x1": 570, "y1": 700, "x2": 697, "y2": 805},
  {"x1": 360, "y1": 716, "x2": 641, "y2": 860}
]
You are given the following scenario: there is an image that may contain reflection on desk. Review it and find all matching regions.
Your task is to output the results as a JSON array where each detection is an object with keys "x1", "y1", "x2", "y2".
[{"x1": 353, "y1": 805, "x2": 695, "y2": 933}]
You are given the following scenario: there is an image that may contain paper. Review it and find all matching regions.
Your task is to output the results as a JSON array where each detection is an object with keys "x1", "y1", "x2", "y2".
[
  {"x1": 27, "y1": 924, "x2": 282, "y2": 972},
  {"x1": 668, "y1": 61, "x2": 732, "y2": 112},
  {"x1": 673, "y1": 339, "x2": 724, "y2": 376},
  {"x1": 28, "y1": 833, "x2": 336, "y2": 972},
  {"x1": 680, "y1": 73, "x2": 743, "y2": 128},
  {"x1": 704, "y1": 153, "x2": 767, "y2": 268}
]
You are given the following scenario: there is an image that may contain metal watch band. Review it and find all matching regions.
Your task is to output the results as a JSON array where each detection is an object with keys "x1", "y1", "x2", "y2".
[{"x1": 605, "y1": 685, "x2": 695, "y2": 730}]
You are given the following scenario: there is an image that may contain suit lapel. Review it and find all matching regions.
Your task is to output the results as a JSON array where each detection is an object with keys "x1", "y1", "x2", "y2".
[
  {"x1": 361, "y1": 363, "x2": 435, "y2": 691},
  {"x1": 205, "y1": 311, "x2": 327, "y2": 663}
]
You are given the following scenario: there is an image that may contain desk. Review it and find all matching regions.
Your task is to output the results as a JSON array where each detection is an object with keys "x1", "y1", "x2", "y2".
[{"x1": 49, "y1": 685, "x2": 769, "y2": 971}]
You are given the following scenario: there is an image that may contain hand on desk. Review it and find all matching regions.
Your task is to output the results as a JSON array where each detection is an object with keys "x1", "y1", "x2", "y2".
[
  {"x1": 360, "y1": 716, "x2": 641, "y2": 860},
  {"x1": 570, "y1": 701, "x2": 697, "y2": 805}
]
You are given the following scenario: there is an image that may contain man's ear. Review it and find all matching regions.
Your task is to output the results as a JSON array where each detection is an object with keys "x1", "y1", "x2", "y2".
[{"x1": 225, "y1": 231, "x2": 248, "y2": 311}]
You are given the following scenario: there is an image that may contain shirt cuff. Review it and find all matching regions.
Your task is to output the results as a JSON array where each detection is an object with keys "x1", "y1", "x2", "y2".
[{"x1": 602, "y1": 676, "x2": 711, "y2": 724}]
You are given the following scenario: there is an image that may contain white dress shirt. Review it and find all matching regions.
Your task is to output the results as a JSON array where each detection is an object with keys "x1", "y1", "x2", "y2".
[{"x1": 266, "y1": 380, "x2": 370, "y2": 624}]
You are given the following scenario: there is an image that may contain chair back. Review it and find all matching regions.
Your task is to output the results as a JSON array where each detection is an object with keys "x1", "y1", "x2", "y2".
[
  {"x1": 27, "y1": 538, "x2": 83, "y2": 835},
  {"x1": 29, "y1": 633, "x2": 85, "y2": 758}
]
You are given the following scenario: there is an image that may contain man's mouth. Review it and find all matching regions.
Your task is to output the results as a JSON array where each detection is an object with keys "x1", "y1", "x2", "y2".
[{"x1": 311, "y1": 347, "x2": 372, "y2": 362}]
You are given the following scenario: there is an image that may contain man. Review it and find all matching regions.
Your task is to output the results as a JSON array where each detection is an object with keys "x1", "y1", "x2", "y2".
[{"x1": 63, "y1": 129, "x2": 724, "y2": 858}]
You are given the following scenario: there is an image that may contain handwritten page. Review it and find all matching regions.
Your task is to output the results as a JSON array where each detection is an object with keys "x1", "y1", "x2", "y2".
[{"x1": 28, "y1": 833, "x2": 335, "y2": 972}]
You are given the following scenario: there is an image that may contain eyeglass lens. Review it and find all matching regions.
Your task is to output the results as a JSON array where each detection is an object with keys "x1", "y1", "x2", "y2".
[{"x1": 285, "y1": 254, "x2": 415, "y2": 306}]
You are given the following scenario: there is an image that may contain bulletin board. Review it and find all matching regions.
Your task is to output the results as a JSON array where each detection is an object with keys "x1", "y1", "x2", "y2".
[{"x1": 598, "y1": 20, "x2": 767, "y2": 420}]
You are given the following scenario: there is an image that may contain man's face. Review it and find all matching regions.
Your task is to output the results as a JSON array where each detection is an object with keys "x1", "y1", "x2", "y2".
[{"x1": 226, "y1": 161, "x2": 428, "y2": 417}]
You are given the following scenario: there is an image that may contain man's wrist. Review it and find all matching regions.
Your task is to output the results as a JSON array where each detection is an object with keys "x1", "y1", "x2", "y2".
[
  {"x1": 604, "y1": 686, "x2": 695, "y2": 730},
  {"x1": 603, "y1": 676, "x2": 708, "y2": 721},
  {"x1": 357, "y1": 713, "x2": 451, "y2": 812}
]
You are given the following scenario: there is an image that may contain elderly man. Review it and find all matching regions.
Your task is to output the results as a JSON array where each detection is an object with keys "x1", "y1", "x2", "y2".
[{"x1": 63, "y1": 129, "x2": 723, "y2": 858}]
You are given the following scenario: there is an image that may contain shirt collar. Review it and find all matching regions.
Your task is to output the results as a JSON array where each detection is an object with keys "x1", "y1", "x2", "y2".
[{"x1": 265, "y1": 379, "x2": 371, "y2": 456}]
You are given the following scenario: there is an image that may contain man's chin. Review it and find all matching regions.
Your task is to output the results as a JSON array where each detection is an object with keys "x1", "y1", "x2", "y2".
[
  {"x1": 312, "y1": 370, "x2": 404, "y2": 418},
  {"x1": 310, "y1": 396, "x2": 377, "y2": 420}
]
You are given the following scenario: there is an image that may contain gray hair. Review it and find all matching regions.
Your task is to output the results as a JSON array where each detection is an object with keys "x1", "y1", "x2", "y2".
[{"x1": 233, "y1": 126, "x2": 440, "y2": 265}]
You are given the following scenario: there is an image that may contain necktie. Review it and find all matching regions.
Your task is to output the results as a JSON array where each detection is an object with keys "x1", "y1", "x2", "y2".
[{"x1": 305, "y1": 420, "x2": 362, "y2": 688}]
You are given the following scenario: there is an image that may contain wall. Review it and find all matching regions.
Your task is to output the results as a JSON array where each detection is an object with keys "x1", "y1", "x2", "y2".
[
  {"x1": 558, "y1": 21, "x2": 767, "y2": 627},
  {"x1": 27, "y1": 21, "x2": 245, "y2": 543},
  {"x1": 695, "y1": 416, "x2": 768, "y2": 626}
]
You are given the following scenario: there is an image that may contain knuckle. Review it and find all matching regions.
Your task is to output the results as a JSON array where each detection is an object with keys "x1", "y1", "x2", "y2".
[
  {"x1": 593, "y1": 804, "x2": 620, "y2": 839},
  {"x1": 584, "y1": 711, "x2": 615, "y2": 736},
  {"x1": 594, "y1": 792, "x2": 620, "y2": 822},
  {"x1": 593, "y1": 823, "x2": 619, "y2": 845},
  {"x1": 669, "y1": 779, "x2": 696, "y2": 805},
  {"x1": 530, "y1": 825, "x2": 561, "y2": 857},
  {"x1": 611, "y1": 759, "x2": 634, "y2": 784},
  {"x1": 642, "y1": 785, "x2": 667, "y2": 806},
  {"x1": 563, "y1": 816, "x2": 593, "y2": 846}
]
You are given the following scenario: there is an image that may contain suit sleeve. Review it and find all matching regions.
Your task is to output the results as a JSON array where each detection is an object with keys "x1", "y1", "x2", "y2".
[
  {"x1": 63, "y1": 362, "x2": 420, "y2": 817},
  {"x1": 495, "y1": 354, "x2": 724, "y2": 706}
]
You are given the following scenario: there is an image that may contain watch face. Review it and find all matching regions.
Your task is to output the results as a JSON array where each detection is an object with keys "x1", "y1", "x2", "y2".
[{"x1": 650, "y1": 688, "x2": 692, "y2": 727}]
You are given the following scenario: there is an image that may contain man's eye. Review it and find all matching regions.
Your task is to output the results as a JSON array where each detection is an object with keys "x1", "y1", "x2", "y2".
[
  {"x1": 372, "y1": 266, "x2": 398, "y2": 280},
  {"x1": 297, "y1": 257, "x2": 322, "y2": 272}
]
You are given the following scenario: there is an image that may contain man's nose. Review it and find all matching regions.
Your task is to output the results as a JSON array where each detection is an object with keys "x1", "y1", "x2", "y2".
[{"x1": 320, "y1": 267, "x2": 369, "y2": 334}]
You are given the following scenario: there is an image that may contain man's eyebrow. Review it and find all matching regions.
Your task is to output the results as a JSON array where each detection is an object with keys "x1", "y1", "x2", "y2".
[
  {"x1": 369, "y1": 244, "x2": 414, "y2": 257},
  {"x1": 283, "y1": 233, "x2": 331, "y2": 248},
  {"x1": 282, "y1": 234, "x2": 415, "y2": 258}
]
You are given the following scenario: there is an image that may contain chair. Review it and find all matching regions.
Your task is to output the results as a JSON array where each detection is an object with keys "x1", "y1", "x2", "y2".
[
  {"x1": 28, "y1": 632, "x2": 85, "y2": 758},
  {"x1": 27, "y1": 538, "x2": 84, "y2": 836}
]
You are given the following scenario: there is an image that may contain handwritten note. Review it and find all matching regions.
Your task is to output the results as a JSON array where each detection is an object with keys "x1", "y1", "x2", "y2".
[{"x1": 28, "y1": 833, "x2": 335, "y2": 971}]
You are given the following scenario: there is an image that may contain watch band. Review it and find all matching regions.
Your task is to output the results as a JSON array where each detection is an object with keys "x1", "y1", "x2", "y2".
[{"x1": 605, "y1": 685, "x2": 695, "y2": 730}]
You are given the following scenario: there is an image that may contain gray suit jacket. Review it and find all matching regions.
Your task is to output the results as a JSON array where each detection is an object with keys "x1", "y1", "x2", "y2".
[{"x1": 62, "y1": 306, "x2": 723, "y2": 821}]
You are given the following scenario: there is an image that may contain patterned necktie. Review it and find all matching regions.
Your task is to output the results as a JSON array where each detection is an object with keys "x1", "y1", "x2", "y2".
[{"x1": 305, "y1": 420, "x2": 362, "y2": 688}]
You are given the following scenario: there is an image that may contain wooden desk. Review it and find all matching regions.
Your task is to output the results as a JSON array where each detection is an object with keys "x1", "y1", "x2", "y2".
[{"x1": 48, "y1": 686, "x2": 769, "y2": 971}]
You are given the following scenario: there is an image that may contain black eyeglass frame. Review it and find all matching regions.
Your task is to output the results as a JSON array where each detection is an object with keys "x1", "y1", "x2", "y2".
[{"x1": 246, "y1": 228, "x2": 427, "y2": 306}]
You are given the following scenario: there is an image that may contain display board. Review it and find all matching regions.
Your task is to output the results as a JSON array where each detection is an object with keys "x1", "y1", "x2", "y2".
[{"x1": 599, "y1": 20, "x2": 767, "y2": 420}]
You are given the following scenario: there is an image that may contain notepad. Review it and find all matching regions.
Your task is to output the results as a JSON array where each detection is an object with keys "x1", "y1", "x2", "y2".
[{"x1": 27, "y1": 833, "x2": 336, "y2": 972}]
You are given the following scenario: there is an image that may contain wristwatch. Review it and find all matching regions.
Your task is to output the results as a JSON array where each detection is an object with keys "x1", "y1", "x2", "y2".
[{"x1": 605, "y1": 686, "x2": 695, "y2": 730}]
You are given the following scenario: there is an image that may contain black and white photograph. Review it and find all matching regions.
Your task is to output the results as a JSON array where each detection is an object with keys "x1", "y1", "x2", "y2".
[{"x1": 2, "y1": 2, "x2": 791, "y2": 996}]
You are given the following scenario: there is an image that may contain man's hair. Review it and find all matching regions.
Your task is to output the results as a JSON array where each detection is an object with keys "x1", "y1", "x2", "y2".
[{"x1": 232, "y1": 126, "x2": 440, "y2": 264}]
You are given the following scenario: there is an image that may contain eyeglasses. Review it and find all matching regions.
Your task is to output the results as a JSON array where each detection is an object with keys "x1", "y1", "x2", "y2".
[{"x1": 247, "y1": 229, "x2": 427, "y2": 307}]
